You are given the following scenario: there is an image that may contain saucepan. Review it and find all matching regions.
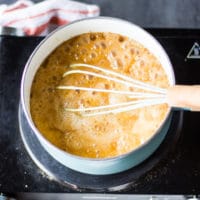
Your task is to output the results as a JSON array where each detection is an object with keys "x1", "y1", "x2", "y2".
[{"x1": 20, "y1": 17, "x2": 175, "y2": 175}]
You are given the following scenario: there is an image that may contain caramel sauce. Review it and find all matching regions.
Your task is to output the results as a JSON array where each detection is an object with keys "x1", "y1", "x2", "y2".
[{"x1": 30, "y1": 32, "x2": 170, "y2": 158}]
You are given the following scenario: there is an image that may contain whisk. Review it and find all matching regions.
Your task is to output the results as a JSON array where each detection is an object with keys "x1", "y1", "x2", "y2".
[{"x1": 57, "y1": 63, "x2": 200, "y2": 116}]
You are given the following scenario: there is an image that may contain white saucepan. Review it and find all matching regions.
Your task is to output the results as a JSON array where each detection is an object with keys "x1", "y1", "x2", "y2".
[{"x1": 21, "y1": 17, "x2": 175, "y2": 175}]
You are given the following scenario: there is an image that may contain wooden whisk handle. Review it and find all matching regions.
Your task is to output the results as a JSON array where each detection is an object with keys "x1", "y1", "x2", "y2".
[{"x1": 166, "y1": 85, "x2": 200, "y2": 111}]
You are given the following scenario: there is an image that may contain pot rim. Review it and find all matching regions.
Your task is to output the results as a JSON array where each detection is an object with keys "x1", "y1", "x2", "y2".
[{"x1": 20, "y1": 16, "x2": 175, "y2": 162}]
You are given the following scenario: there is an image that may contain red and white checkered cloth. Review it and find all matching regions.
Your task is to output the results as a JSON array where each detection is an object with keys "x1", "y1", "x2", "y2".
[{"x1": 0, "y1": 0, "x2": 100, "y2": 36}]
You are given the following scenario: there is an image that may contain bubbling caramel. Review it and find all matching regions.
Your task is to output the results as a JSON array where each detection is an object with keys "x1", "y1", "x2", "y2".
[{"x1": 30, "y1": 32, "x2": 170, "y2": 158}]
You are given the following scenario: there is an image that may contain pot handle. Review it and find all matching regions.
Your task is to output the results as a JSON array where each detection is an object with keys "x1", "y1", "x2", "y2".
[{"x1": 166, "y1": 85, "x2": 200, "y2": 111}]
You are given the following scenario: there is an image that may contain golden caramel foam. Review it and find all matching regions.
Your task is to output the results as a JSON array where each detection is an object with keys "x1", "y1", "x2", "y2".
[{"x1": 30, "y1": 32, "x2": 170, "y2": 158}]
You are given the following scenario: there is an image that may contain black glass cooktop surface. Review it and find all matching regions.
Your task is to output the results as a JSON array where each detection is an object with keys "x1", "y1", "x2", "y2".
[{"x1": 1, "y1": 29, "x2": 200, "y2": 195}]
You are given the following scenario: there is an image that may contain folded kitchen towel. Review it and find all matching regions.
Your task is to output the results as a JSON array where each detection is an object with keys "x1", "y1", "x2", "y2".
[{"x1": 0, "y1": 0, "x2": 100, "y2": 36}]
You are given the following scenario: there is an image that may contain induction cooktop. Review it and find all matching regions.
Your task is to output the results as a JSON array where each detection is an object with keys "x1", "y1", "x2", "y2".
[{"x1": 0, "y1": 29, "x2": 200, "y2": 198}]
